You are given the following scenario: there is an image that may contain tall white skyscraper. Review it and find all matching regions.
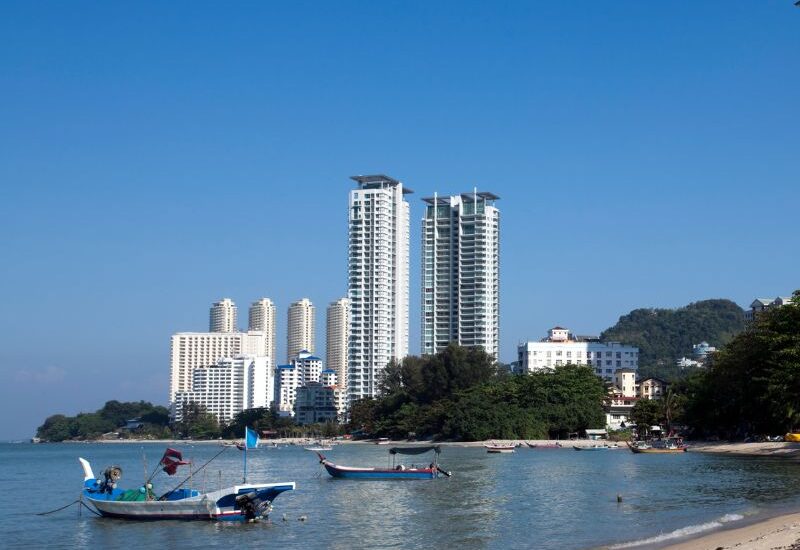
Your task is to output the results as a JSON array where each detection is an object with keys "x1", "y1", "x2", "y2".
[
  {"x1": 209, "y1": 298, "x2": 237, "y2": 333},
  {"x1": 348, "y1": 174, "x2": 411, "y2": 402},
  {"x1": 287, "y1": 298, "x2": 315, "y2": 361},
  {"x1": 421, "y1": 191, "x2": 500, "y2": 358},
  {"x1": 326, "y1": 297, "x2": 350, "y2": 391},
  {"x1": 249, "y1": 298, "x2": 277, "y2": 362}
]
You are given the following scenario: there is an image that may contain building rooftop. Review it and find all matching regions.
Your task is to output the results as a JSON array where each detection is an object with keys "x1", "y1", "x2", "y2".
[
  {"x1": 421, "y1": 191, "x2": 500, "y2": 205},
  {"x1": 350, "y1": 174, "x2": 413, "y2": 194}
]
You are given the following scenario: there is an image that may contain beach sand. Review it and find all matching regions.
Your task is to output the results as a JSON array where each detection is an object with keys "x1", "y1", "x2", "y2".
[{"x1": 662, "y1": 512, "x2": 800, "y2": 550}]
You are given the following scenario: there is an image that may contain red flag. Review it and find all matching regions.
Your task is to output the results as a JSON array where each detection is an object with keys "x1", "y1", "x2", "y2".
[{"x1": 160, "y1": 448, "x2": 189, "y2": 475}]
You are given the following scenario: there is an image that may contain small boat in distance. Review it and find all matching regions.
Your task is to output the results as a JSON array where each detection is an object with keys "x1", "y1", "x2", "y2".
[
  {"x1": 375, "y1": 437, "x2": 391, "y2": 445},
  {"x1": 573, "y1": 444, "x2": 609, "y2": 451},
  {"x1": 628, "y1": 438, "x2": 688, "y2": 454},
  {"x1": 528, "y1": 442, "x2": 562, "y2": 449},
  {"x1": 317, "y1": 446, "x2": 451, "y2": 479},
  {"x1": 305, "y1": 439, "x2": 334, "y2": 452},
  {"x1": 485, "y1": 442, "x2": 516, "y2": 453}
]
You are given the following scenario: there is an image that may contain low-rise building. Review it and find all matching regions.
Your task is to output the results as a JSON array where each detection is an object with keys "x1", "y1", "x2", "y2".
[
  {"x1": 294, "y1": 382, "x2": 342, "y2": 425},
  {"x1": 638, "y1": 377, "x2": 666, "y2": 400},
  {"x1": 745, "y1": 295, "x2": 793, "y2": 323},
  {"x1": 517, "y1": 326, "x2": 639, "y2": 381}
]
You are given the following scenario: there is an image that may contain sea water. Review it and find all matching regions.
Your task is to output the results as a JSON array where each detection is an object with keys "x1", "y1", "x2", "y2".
[{"x1": 2, "y1": 442, "x2": 800, "y2": 549}]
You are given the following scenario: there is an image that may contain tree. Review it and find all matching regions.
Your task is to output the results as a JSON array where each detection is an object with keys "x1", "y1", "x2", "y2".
[
  {"x1": 631, "y1": 399, "x2": 662, "y2": 438},
  {"x1": 174, "y1": 402, "x2": 220, "y2": 439}
]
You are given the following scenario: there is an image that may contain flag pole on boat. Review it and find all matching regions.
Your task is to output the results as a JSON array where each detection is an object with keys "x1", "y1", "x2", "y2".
[{"x1": 243, "y1": 426, "x2": 259, "y2": 483}]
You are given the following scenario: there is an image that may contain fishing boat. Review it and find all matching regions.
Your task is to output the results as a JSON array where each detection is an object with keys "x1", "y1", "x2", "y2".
[
  {"x1": 375, "y1": 437, "x2": 391, "y2": 445},
  {"x1": 80, "y1": 429, "x2": 295, "y2": 521},
  {"x1": 305, "y1": 439, "x2": 334, "y2": 452},
  {"x1": 573, "y1": 444, "x2": 609, "y2": 451},
  {"x1": 316, "y1": 446, "x2": 451, "y2": 479},
  {"x1": 628, "y1": 439, "x2": 688, "y2": 454},
  {"x1": 485, "y1": 442, "x2": 516, "y2": 453},
  {"x1": 528, "y1": 442, "x2": 562, "y2": 449}
]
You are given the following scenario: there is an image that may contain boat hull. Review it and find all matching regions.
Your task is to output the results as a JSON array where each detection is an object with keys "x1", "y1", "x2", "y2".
[
  {"x1": 321, "y1": 461, "x2": 437, "y2": 479},
  {"x1": 629, "y1": 446, "x2": 688, "y2": 454},
  {"x1": 83, "y1": 480, "x2": 295, "y2": 521}
]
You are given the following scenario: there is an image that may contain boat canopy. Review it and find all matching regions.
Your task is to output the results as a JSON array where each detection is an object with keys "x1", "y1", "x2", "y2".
[{"x1": 389, "y1": 446, "x2": 441, "y2": 455}]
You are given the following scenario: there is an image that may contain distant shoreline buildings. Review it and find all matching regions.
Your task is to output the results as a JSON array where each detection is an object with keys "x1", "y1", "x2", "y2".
[{"x1": 517, "y1": 326, "x2": 639, "y2": 381}]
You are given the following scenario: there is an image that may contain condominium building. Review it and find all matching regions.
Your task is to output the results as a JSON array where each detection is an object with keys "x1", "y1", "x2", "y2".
[
  {"x1": 326, "y1": 298, "x2": 350, "y2": 391},
  {"x1": 421, "y1": 191, "x2": 500, "y2": 358},
  {"x1": 348, "y1": 174, "x2": 411, "y2": 402},
  {"x1": 275, "y1": 350, "x2": 323, "y2": 416},
  {"x1": 169, "y1": 330, "x2": 267, "y2": 402},
  {"x1": 287, "y1": 298, "x2": 315, "y2": 361},
  {"x1": 517, "y1": 326, "x2": 639, "y2": 381},
  {"x1": 209, "y1": 298, "x2": 237, "y2": 333},
  {"x1": 171, "y1": 355, "x2": 272, "y2": 423},
  {"x1": 248, "y1": 298, "x2": 277, "y2": 362}
]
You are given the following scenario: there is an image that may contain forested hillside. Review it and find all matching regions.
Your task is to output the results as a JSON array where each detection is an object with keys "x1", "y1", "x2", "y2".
[{"x1": 600, "y1": 299, "x2": 745, "y2": 380}]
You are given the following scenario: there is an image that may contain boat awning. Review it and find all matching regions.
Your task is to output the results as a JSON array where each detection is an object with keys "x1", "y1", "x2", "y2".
[{"x1": 389, "y1": 446, "x2": 441, "y2": 455}]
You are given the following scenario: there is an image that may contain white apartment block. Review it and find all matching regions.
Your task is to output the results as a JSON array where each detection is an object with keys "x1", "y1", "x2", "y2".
[
  {"x1": 421, "y1": 191, "x2": 500, "y2": 358},
  {"x1": 169, "y1": 330, "x2": 267, "y2": 402},
  {"x1": 276, "y1": 350, "x2": 324, "y2": 416},
  {"x1": 287, "y1": 298, "x2": 315, "y2": 361},
  {"x1": 348, "y1": 174, "x2": 411, "y2": 402},
  {"x1": 517, "y1": 326, "x2": 639, "y2": 381},
  {"x1": 326, "y1": 298, "x2": 350, "y2": 391},
  {"x1": 172, "y1": 355, "x2": 272, "y2": 423},
  {"x1": 209, "y1": 298, "x2": 238, "y2": 333},
  {"x1": 248, "y1": 298, "x2": 277, "y2": 363}
]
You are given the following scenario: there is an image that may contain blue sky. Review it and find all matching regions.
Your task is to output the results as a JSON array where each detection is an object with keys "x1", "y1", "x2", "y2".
[{"x1": 1, "y1": 1, "x2": 797, "y2": 440}]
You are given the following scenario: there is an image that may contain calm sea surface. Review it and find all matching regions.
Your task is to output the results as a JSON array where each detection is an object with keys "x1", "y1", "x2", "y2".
[{"x1": 3, "y1": 442, "x2": 800, "y2": 549}]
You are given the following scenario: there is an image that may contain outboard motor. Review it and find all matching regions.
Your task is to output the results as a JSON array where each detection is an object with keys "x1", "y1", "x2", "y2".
[
  {"x1": 98, "y1": 466, "x2": 123, "y2": 494},
  {"x1": 235, "y1": 492, "x2": 272, "y2": 522}
]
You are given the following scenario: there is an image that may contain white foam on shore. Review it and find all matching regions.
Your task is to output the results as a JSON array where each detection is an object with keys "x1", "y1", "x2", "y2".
[{"x1": 608, "y1": 513, "x2": 745, "y2": 548}]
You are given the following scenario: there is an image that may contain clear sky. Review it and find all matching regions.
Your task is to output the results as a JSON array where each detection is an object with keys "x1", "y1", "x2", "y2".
[{"x1": 1, "y1": 1, "x2": 797, "y2": 440}]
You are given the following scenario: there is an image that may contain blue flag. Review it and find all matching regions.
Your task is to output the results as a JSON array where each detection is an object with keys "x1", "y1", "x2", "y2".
[{"x1": 245, "y1": 426, "x2": 259, "y2": 449}]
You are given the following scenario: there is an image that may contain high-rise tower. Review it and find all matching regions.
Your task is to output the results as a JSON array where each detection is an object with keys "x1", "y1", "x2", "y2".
[
  {"x1": 209, "y1": 298, "x2": 237, "y2": 333},
  {"x1": 248, "y1": 298, "x2": 277, "y2": 362},
  {"x1": 326, "y1": 297, "x2": 350, "y2": 391},
  {"x1": 287, "y1": 298, "x2": 315, "y2": 361},
  {"x1": 348, "y1": 174, "x2": 411, "y2": 401},
  {"x1": 421, "y1": 191, "x2": 499, "y2": 359}
]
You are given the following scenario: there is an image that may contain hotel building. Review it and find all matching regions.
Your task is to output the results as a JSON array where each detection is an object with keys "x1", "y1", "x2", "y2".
[
  {"x1": 347, "y1": 175, "x2": 411, "y2": 401},
  {"x1": 421, "y1": 191, "x2": 500, "y2": 358},
  {"x1": 169, "y1": 330, "x2": 267, "y2": 402},
  {"x1": 171, "y1": 355, "x2": 272, "y2": 423},
  {"x1": 517, "y1": 326, "x2": 639, "y2": 381}
]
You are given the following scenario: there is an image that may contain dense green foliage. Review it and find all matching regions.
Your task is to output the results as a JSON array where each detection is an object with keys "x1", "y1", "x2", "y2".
[
  {"x1": 349, "y1": 343, "x2": 607, "y2": 440},
  {"x1": 601, "y1": 299, "x2": 745, "y2": 381},
  {"x1": 680, "y1": 291, "x2": 800, "y2": 438},
  {"x1": 36, "y1": 400, "x2": 171, "y2": 441}
]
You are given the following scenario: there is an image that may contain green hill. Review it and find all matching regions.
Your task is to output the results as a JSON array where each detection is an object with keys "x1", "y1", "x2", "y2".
[{"x1": 600, "y1": 299, "x2": 745, "y2": 381}]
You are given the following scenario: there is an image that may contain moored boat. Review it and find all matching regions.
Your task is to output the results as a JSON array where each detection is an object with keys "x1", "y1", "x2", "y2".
[
  {"x1": 79, "y1": 456, "x2": 294, "y2": 521},
  {"x1": 628, "y1": 439, "x2": 688, "y2": 454},
  {"x1": 485, "y1": 442, "x2": 516, "y2": 453},
  {"x1": 573, "y1": 444, "x2": 609, "y2": 451},
  {"x1": 316, "y1": 446, "x2": 451, "y2": 479}
]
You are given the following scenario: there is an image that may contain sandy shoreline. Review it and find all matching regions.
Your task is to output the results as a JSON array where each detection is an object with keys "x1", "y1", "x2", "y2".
[{"x1": 659, "y1": 511, "x2": 800, "y2": 550}]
